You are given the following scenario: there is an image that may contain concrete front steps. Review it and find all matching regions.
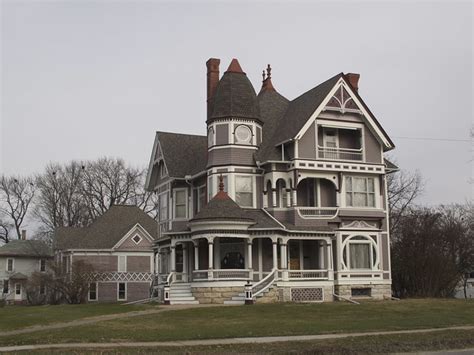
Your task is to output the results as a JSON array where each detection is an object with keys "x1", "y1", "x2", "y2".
[
  {"x1": 223, "y1": 287, "x2": 277, "y2": 305},
  {"x1": 169, "y1": 283, "x2": 199, "y2": 305}
]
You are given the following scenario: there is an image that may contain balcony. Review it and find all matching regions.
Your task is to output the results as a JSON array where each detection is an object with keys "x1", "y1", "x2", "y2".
[
  {"x1": 317, "y1": 146, "x2": 363, "y2": 162},
  {"x1": 296, "y1": 207, "x2": 338, "y2": 219}
]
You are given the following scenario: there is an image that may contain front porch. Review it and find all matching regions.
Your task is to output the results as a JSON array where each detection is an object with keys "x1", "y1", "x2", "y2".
[{"x1": 156, "y1": 236, "x2": 334, "y2": 284}]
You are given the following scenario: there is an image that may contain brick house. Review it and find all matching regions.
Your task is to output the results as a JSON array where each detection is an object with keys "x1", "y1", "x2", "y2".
[
  {"x1": 0, "y1": 238, "x2": 52, "y2": 304},
  {"x1": 146, "y1": 58, "x2": 396, "y2": 304},
  {"x1": 54, "y1": 205, "x2": 157, "y2": 302}
]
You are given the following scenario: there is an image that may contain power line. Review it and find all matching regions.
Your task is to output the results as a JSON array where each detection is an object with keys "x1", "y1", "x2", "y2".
[{"x1": 392, "y1": 136, "x2": 471, "y2": 143}]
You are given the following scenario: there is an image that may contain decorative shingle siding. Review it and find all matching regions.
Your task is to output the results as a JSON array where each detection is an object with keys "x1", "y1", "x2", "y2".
[
  {"x1": 207, "y1": 147, "x2": 256, "y2": 167},
  {"x1": 75, "y1": 255, "x2": 117, "y2": 272}
]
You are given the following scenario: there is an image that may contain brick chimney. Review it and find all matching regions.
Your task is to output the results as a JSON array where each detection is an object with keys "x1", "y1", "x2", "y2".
[
  {"x1": 21, "y1": 229, "x2": 26, "y2": 240},
  {"x1": 346, "y1": 73, "x2": 360, "y2": 92},
  {"x1": 206, "y1": 58, "x2": 220, "y2": 116}
]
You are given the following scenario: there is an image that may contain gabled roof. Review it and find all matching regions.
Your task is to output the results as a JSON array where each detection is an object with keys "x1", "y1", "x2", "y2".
[
  {"x1": 54, "y1": 205, "x2": 157, "y2": 250},
  {"x1": 156, "y1": 131, "x2": 207, "y2": 178},
  {"x1": 0, "y1": 240, "x2": 52, "y2": 258}
]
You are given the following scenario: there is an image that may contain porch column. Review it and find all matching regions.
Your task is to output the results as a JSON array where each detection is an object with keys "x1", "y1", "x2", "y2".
[
  {"x1": 194, "y1": 242, "x2": 199, "y2": 270},
  {"x1": 327, "y1": 241, "x2": 334, "y2": 280},
  {"x1": 170, "y1": 245, "x2": 176, "y2": 272},
  {"x1": 272, "y1": 189, "x2": 277, "y2": 207},
  {"x1": 280, "y1": 241, "x2": 288, "y2": 281},
  {"x1": 286, "y1": 189, "x2": 292, "y2": 207},
  {"x1": 182, "y1": 245, "x2": 188, "y2": 281},
  {"x1": 272, "y1": 241, "x2": 278, "y2": 269},
  {"x1": 318, "y1": 242, "x2": 325, "y2": 269},
  {"x1": 247, "y1": 240, "x2": 253, "y2": 269},
  {"x1": 292, "y1": 189, "x2": 297, "y2": 206},
  {"x1": 263, "y1": 191, "x2": 268, "y2": 208},
  {"x1": 208, "y1": 240, "x2": 214, "y2": 269}
]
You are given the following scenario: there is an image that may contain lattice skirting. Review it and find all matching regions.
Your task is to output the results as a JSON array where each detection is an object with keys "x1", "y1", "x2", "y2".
[
  {"x1": 87, "y1": 272, "x2": 153, "y2": 282},
  {"x1": 290, "y1": 287, "x2": 324, "y2": 302}
]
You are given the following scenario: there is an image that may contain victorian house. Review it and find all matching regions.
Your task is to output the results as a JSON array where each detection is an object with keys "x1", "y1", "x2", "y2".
[{"x1": 145, "y1": 58, "x2": 396, "y2": 304}]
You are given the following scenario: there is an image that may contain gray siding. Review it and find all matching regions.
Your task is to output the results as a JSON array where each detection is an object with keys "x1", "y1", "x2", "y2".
[
  {"x1": 299, "y1": 122, "x2": 316, "y2": 159},
  {"x1": 364, "y1": 128, "x2": 382, "y2": 163},
  {"x1": 215, "y1": 124, "x2": 229, "y2": 145},
  {"x1": 207, "y1": 147, "x2": 256, "y2": 167}
]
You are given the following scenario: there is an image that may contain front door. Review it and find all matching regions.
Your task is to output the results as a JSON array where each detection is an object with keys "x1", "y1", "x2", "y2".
[{"x1": 14, "y1": 283, "x2": 22, "y2": 301}]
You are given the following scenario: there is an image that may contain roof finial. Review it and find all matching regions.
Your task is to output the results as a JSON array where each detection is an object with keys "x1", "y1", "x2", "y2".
[
  {"x1": 262, "y1": 70, "x2": 266, "y2": 82},
  {"x1": 266, "y1": 64, "x2": 272, "y2": 79},
  {"x1": 219, "y1": 174, "x2": 224, "y2": 192}
]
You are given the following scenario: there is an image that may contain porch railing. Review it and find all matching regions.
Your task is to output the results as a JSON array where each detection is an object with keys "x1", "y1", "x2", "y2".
[
  {"x1": 192, "y1": 270, "x2": 208, "y2": 281},
  {"x1": 253, "y1": 268, "x2": 277, "y2": 298},
  {"x1": 287, "y1": 269, "x2": 329, "y2": 280},
  {"x1": 297, "y1": 207, "x2": 338, "y2": 219},
  {"x1": 317, "y1": 146, "x2": 363, "y2": 161},
  {"x1": 213, "y1": 269, "x2": 250, "y2": 280}
]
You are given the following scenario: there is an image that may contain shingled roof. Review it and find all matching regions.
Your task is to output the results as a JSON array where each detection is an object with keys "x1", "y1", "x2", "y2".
[
  {"x1": 208, "y1": 59, "x2": 260, "y2": 122},
  {"x1": 157, "y1": 131, "x2": 207, "y2": 178},
  {"x1": 54, "y1": 205, "x2": 157, "y2": 250},
  {"x1": 0, "y1": 240, "x2": 52, "y2": 258},
  {"x1": 257, "y1": 73, "x2": 343, "y2": 162}
]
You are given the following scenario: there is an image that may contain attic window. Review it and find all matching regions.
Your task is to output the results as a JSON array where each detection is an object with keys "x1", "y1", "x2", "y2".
[
  {"x1": 234, "y1": 125, "x2": 252, "y2": 144},
  {"x1": 132, "y1": 235, "x2": 142, "y2": 244}
]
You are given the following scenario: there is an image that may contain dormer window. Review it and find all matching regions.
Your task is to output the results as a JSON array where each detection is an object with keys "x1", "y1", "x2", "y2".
[
  {"x1": 234, "y1": 125, "x2": 252, "y2": 144},
  {"x1": 132, "y1": 235, "x2": 142, "y2": 244}
]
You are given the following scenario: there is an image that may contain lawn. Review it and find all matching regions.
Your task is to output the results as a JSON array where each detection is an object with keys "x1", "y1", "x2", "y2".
[
  {"x1": 0, "y1": 299, "x2": 472, "y2": 347},
  {"x1": 0, "y1": 303, "x2": 158, "y2": 332}
]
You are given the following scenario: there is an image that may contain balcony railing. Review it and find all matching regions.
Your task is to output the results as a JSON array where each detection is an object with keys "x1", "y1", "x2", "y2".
[
  {"x1": 318, "y1": 146, "x2": 363, "y2": 161},
  {"x1": 296, "y1": 207, "x2": 338, "y2": 219}
]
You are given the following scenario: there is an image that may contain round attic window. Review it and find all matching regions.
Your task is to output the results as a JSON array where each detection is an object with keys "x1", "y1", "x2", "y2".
[{"x1": 235, "y1": 125, "x2": 252, "y2": 144}]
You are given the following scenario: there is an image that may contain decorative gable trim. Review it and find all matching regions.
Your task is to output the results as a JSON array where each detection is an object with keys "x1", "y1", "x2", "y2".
[
  {"x1": 145, "y1": 133, "x2": 170, "y2": 190},
  {"x1": 112, "y1": 223, "x2": 155, "y2": 250},
  {"x1": 294, "y1": 78, "x2": 394, "y2": 151}
]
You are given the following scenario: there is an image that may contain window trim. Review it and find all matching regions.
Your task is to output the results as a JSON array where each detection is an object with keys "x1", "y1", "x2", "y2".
[
  {"x1": 344, "y1": 176, "x2": 377, "y2": 208},
  {"x1": 117, "y1": 282, "x2": 127, "y2": 301},
  {"x1": 39, "y1": 283, "x2": 46, "y2": 296},
  {"x1": 173, "y1": 188, "x2": 188, "y2": 220},
  {"x1": 88, "y1": 282, "x2": 98, "y2": 301},
  {"x1": 39, "y1": 259, "x2": 46, "y2": 272},
  {"x1": 341, "y1": 234, "x2": 379, "y2": 271},
  {"x1": 158, "y1": 191, "x2": 169, "y2": 222},
  {"x1": 234, "y1": 175, "x2": 255, "y2": 208},
  {"x1": 118, "y1": 255, "x2": 127, "y2": 272},
  {"x1": 132, "y1": 234, "x2": 142, "y2": 245},
  {"x1": 2, "y1": 280, "x2": 9, "y2": 294},
  {"x1": 234, "y1": 124, "x2": 252, "y2": 145},
  {"x1": 6, "y1": 258, "x2": 14, "y2": 272},
  {"x1": 208, "y1": 126, "x2": 215, "y2": 147}
]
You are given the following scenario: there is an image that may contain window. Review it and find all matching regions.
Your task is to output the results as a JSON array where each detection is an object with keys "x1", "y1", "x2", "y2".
[
  {"x1": 39, "y1": 283, "x2": 46, "y2": 296},
  {"x1": 208, "y1": 176, "x2": 213, "y2": 201},
  {"x1": 234, "y1": 125, "x2": 252, "y2": 144},
  {"x1": 15, "y1": 283, "x2": 21, "y2": 295},
  {"x1": 323, "y1": 128, "x2": 338, "y2": 148},
  {"x1": 118, "y1": 282, "x2": 126, "y2": 301},
  {"x1": 118, "y1": 255, "x2": 127, "y2": 272},
  {"x1": 62, "y1": 256, "x2": 69, "y2": 274},
  {"x1": 159, "y1": 163, "x2": 167, "y2": 178},
  {"x1": 132, "y1": 235, "x2": 142, "y2": 244},
  {"x1": 345, "y1": 176, "x2": 375, "y2": 207},
  {"x1": 159, "y1": 192, "x2": 168, "y2": 221},
  {"x1": 40, "y1": 259, "x2": 46, "y2": 272},
  {"x1": 342, "y1": 235, "x2": 378, "y2": 270},
  {"x1": 208, "y1": 126, "x2": 214, "y2": 147},
  {"x1": 194, "y1": 185, "x2": 207, "y2": 214},
  {"x1": 6, "y1": 258, "x2": 13, "y2": 272},
  {"x1": 89, "y1": 282, "x2": 97, "y2": 301},
  {"x1": 174, "y1": 190, "x2": 187, "y2": 218},
  {"x1": 2, "y1": 280, "x2": 9, "y2": 294},
  {"x1": 235, "y1": 176, "x2": 253, "y2": 207}
]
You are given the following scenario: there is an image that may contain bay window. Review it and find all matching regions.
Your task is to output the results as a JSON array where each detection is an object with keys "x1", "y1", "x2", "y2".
[{"x1": 345, "y1": 176, "x2": 376, "y2": 207}]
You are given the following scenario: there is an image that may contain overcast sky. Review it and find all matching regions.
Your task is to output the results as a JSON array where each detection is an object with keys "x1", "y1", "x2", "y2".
[{"x1": 1, "y1": 0, "x2": 472, "y2": 205}]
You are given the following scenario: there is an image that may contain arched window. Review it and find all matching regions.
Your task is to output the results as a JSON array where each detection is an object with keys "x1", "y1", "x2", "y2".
[{"x1": 341, "y1": 235, "x2": 378, "y2": 270}]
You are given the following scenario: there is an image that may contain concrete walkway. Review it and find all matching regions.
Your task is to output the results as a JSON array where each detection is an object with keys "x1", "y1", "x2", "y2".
[
  {"x1": 0, "y1": 304, "x2": 221, "y2": 338},
  {"x1": 0, "y1": 325, "x2": 473, "y2": 352}
]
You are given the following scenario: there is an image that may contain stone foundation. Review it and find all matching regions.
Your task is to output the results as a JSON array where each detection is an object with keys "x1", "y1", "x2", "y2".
[
  {"x1": 255, "y1": 287, "x2": 280, "y2": 303},
  {"x1": 334, "y1": 284, "x2": 391, "y2": 300},
  {"x1": 192, "y1": 286, "x2": 244, "y2": 304}
]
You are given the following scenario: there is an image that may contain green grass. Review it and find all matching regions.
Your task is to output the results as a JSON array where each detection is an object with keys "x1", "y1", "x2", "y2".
[
  {"x1": 15, "y1": 329, "x2": 474, "y2": 354},
  {"x1": 0, "y1": 299, "x2": 472, "y2": 347},
  {"x1": 0, "y1": 303, "x2": 158, "y2": 331}
]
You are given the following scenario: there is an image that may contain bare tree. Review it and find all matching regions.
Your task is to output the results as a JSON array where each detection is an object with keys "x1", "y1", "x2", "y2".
[
  {"x1": 81, "y1": 157, "x2": 157, "y2": 219},
  {"x1": 386, "y1": 167, "x2": 424, "y2": 235},
  {"x1": 34, "y1": 162, "x2": 90, "y2": 237},
  {"x1": 0, "y1": 217, "x2": 11, "y2": 244},
  {"x1": 0, "y1": 176, "x2": 36, "y2": 241}
]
